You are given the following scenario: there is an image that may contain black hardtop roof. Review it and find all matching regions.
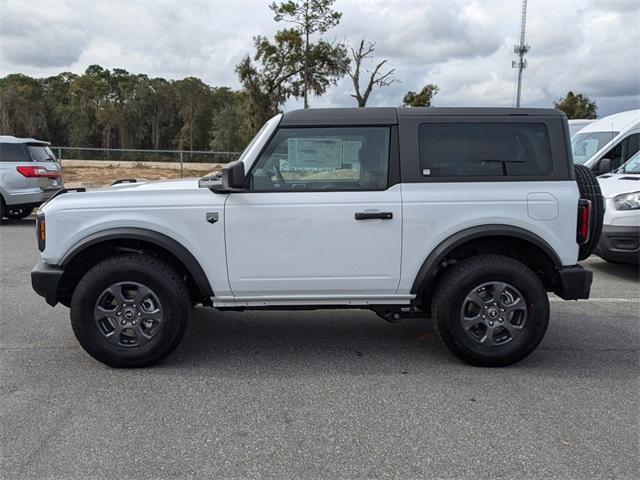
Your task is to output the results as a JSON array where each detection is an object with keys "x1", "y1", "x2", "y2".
[{"x1": 280, "y1": 107, "x2": 564, "y2": 126}]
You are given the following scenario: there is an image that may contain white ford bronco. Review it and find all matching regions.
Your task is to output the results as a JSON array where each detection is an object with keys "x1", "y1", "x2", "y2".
[{"x1": 31, "y1": 108, "x2": 602, "y2": 368}]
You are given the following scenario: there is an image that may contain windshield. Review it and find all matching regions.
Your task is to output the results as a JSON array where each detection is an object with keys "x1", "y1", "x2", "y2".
[
  {"x1": 571, "y1": 131, "x2": 618, "y2": 164},
  {"x1": 28, "y1": 145, "x2": 57, "y2": 162},
  {"x1": 619, "y1": 151, "x2": 640, "y2": 174}
]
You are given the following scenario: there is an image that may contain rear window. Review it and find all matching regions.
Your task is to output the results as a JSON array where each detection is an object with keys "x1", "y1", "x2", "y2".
[
  {"x1": 419, "y1": 123, "x2": 553, "y2": 177},
  {"x1": 0, "y1": 143, "x2": 28, "y2": 162},
  {"x1": 27, "y1": 145, "x2": 57, "y2": 162}
]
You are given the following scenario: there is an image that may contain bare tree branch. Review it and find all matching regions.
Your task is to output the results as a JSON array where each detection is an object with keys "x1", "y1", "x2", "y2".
[{"x1": 348, "y1": 39, "x2": 397, "y2": 107}]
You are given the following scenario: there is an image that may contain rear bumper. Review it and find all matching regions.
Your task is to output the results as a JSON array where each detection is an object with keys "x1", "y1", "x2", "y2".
[
  {"x1": 31, "y1": 261, "x2": 64, "y2": 306},
  {"x1": 4, "y1": 187, "x2": 60, "y2": 207},
  {"x1": 554, "y1": 265, "x2": 592, "y2": 300},
  {"x1": 594, "y1": 225, "x2": 640, "y2": 264}
]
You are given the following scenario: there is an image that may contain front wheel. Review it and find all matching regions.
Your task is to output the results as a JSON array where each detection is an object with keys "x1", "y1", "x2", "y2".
[
  {"x1": 432, "y1": 254, "x2": 549, "y2": 367},
  {"x1": 71, "y1": 254, "x2": 191, "y2": 368}
]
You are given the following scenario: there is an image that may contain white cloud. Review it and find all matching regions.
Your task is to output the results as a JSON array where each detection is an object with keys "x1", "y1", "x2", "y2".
[{"x1": 0, "y1": 0, "x2": 638, "y2": 116}]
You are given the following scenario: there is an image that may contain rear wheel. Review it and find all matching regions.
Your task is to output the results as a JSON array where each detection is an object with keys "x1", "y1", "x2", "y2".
[
  {"x1": 5, "y1": 206, "x2": 33, "y2": 219},
  {"x1": 71, "y1": 254, "x2": 191, "y2": 368},
  {"x1": 575, "y1": 165, "x2": 604, "y2": 260},
  {"x1": 432, "y1": 254, "x2": 549, "y2": 367}
]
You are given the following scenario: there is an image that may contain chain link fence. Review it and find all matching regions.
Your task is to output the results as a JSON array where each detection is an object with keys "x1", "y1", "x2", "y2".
[{"x1": 54, "y1": 147, "x2": 240, "y2": 164}]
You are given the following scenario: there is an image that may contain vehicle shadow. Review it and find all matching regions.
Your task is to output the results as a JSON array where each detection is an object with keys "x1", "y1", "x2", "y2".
[
  {"x1": 587, "y1": 256, "x2": 640, "y2": 282},
  {"x1": 0, "y1": 218, "x2": 36, "y2": 226},
  {"x1": 162, "y1": 306, "x2": 637, "y2": 377},
  {"x1": 169, "y1": 308, "x2": 450, "y2": 373}
]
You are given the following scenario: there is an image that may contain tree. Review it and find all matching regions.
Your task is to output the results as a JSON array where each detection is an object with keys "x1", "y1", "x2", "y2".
[
  {"x1": 348, "y1": 40, "x2": 396, "y2": 107},
  {"x1": 403, "y1": 84, "x2": 439, "y2": 107},
  {"x1": 174, "y1": 77, "x2": 214, "y2": 151},
  {"x1": 148, "y1": 78, "x2": 178, "y2": 150},
  {"x1": 554, "y1": 91, "x2": 597, "y2": 119},
  {"x1": 42, "y1": 72, "x2": 77, "y2": 146},
  {"x1": 0, "y1": 74, "x2": 48, "y2": 138},
  {"x1": 270, "y1": 0, "x2": 349, "y2": 108},
  {"x1": 67, "y1": 65, "x2": 111, "y2": 147}
]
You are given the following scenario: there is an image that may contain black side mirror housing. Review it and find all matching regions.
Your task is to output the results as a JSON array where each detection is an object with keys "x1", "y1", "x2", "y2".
[
  {"x1": 211, "y1": 161, "x2": 246, "y2": 192},
  {"x1": 597, "y1": 158, "x2": 612, "y2": 175}
]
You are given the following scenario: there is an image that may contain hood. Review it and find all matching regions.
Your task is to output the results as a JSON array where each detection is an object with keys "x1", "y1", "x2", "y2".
[
  {"x1": 107, "y1": 178, "x2": 200, "y2": 191},
  {"x1": 597, "y1": 173, "x2": 640, "y2": 198},
  {"x1": 42, "y1": 177, "x2": 221, "y2": 214}
]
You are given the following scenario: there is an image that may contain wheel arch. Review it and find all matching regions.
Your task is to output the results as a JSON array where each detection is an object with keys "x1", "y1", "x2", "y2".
[
  {"x1": 58, "y1": 227, "x2": 213, "y2": 306},
  {"x1": 411, "y1": 225, "x2": 563, "y2": 298}
]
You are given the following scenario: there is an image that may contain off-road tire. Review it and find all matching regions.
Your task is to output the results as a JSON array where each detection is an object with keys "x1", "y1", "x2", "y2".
[
  {"x1": 70, "y1": 254, "x2": 190, "y2": 368},
  {"x1": 574, "y1": 164, "x2": 604, "y2": 261},
  {"x1": 432, "y1": 254, "x2": 549, "y2": 367}
]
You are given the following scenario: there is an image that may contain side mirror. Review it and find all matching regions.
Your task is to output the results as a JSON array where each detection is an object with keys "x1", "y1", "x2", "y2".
[
  {"x1": 597, "y1": 158, "x2": 612, "y2": 175},
  {"x1": 212, "y1": 160, "x2": 246, "y2": 192}
]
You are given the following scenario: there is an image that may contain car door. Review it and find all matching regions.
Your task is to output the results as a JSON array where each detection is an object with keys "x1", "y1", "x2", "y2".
[{"x1": 224, "y1": 125, "x2": 402, "y2": 300}]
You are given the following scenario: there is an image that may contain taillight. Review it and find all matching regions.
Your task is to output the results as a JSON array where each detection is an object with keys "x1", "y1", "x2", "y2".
[
  {"x1": 17, "y1": 166, "x2": 60, "y2": 178},
  {"x1": 577, "y1": 199, "x2": 592, "y2": 244},
  {"x1": 36, "y1": 211, "x2": 46, "y2": 251}
]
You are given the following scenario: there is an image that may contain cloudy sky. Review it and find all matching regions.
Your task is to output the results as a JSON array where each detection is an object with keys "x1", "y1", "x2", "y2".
[{"x1": 1, "y1": 0, "x2": 638, "y2": 116}]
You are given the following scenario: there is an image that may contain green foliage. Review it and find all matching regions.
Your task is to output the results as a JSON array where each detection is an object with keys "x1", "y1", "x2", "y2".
[
  {"x1": 554, "y1": 91, "x2": 598, "y2": 119},
  {"x1": 403, "y1": 84, "x2": 439, "y2": 107},
  {"x1": 0, "y1": 74, "x2": 49, "y2": 138},
  {"x1": 268, "y1": 0, "x2": 349, "y2": 108},
  {"x1": 0, "y1": 67, "x2": 254, "y2": 152}
]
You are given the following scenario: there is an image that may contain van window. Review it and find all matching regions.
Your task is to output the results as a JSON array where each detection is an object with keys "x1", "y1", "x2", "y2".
[
  {"x1": 418, "y1": 123, "x2": 553, "y2": 177},
  {"x1": 571, "y1": 131, "x2": 618, "y2": 164},
  {"x1": 600, "y1": 133, "x2": 640, "y2": 172},
  {"x1": 0, "y1": 144, "x2": 28, "y2": 162}
]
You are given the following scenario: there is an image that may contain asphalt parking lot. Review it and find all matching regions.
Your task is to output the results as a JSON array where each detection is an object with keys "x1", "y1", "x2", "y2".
[{"x1": 1, "y1": 218, "x2": 638, "y2": 479}]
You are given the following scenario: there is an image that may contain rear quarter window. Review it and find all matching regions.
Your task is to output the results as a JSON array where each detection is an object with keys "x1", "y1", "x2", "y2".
[
  {"x1": 0, "y1": 143, "x2": 28, "y2": 162},
  {"x1": 419, "y1": 123, "x2": 553, "y2": 177}
]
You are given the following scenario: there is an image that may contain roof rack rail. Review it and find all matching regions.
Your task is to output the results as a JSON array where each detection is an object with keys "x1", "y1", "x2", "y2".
[{"x1": 111, "y1": 178, "x2": 138, "y2": 186}]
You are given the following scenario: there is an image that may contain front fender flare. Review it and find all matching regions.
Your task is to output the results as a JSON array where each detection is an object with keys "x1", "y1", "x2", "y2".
[{"x1": 60, "y1": 227, "x2": 214, "y2": 297}]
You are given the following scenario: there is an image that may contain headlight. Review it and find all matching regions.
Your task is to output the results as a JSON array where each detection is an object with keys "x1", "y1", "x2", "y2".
[{"x1": 614, "y1": 191, "x2": 640, "y2": 211}]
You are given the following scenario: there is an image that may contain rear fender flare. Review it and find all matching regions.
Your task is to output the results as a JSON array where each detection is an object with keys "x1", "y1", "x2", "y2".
[{"x1": 410, "y1": 225, "x2": 563, "y2": 294}]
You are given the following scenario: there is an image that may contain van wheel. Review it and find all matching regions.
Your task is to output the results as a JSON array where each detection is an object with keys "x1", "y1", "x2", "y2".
[
  {"x1": 432, "y1": 254, "x2": 549, "y2": 367},
  {"x1": 5, "y1": 206, "x2": 33, "y2": 219},
  {"x1": 70, "y1": 254, "x2": 190, "y2": 368},
  {"x1": 575, "y1": 165, "x2": 604, "y2": 260}
]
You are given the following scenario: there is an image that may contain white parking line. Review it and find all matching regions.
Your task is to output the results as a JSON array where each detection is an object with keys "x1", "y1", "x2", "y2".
[{"x1": 550, "y1": 297, "x2": 640, "y2": 303}]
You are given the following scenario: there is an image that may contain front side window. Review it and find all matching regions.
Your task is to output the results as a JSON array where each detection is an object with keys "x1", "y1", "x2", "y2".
[
  {"x1": 600, "y1": 133, "x2": 640, "y2": 172},
  {"x1": 571, "y1": 131, "x2": 618, "y2": 164},
  {"x1": 250, "y1": 127, "x2": 390, "y2": 191},
  {"x1": 419, "y1": 123, "x2": 553, "y2": 177}
]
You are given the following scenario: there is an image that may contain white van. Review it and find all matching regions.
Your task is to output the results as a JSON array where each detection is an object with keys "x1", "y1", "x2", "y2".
[
  {"x1": 568, "y1": 119, "x2": 594, "y2": 138},
  {"x1": 571, "y1": 109, "x2": 640, "y2": 174},
  {"x1": 595, "y1": 151, "x2": 640, "y2": 264}
]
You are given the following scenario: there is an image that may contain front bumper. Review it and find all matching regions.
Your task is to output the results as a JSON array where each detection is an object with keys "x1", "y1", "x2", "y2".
[
  {"x1": 554, "y1": 265, "x2": 592, "y2": 300},
  {"x1": 31, "y1": 261, "x2": 64, "y2": 306},
  {"x1": 594, "y1": 225, "x2": 640, "y2": 264}
]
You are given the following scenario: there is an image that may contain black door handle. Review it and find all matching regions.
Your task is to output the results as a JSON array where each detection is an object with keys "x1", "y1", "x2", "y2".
[{"x1": 355, "y1": 212, "x2": 393, "y2": 220}]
